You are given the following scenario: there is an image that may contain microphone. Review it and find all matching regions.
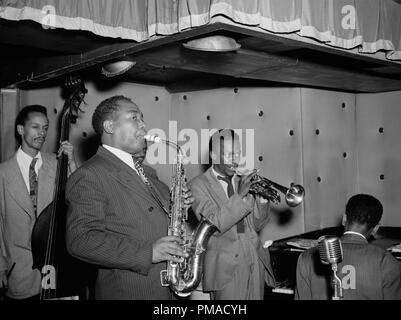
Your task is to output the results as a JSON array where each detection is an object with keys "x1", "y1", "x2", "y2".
[
  {"x1": 318, "y1": 235, "x2": 343, "y2": 265},
  {"x1": 318, "y1": 235, "x2": 343, "y2": 300}
]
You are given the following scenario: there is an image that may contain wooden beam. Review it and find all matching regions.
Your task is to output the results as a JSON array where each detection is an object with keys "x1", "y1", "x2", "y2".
[{"x1": 0, "y1": 23, "x2": 232, "y2": 88}]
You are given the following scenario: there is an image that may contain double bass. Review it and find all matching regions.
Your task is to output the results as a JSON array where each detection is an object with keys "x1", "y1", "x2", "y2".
[{"x1": 31, "y1": 76, "x2": 89, "y2": 300}]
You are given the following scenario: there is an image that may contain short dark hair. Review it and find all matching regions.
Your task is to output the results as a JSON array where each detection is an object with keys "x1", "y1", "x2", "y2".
[
  {"x1": 92, "y1": 95, "x2": 133, "y2": 136},
  {"x1": 345, "y1": 194, "x2": 383, "y2": 230},
  {"x1": 16, "y1": 105, "x2": 48, "y2": 127},
  {"x1": 15, "y1": 105, "x2": 48, "y2": 144}
]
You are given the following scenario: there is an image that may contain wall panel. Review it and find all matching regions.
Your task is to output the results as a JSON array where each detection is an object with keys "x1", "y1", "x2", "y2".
[
  {"x1": 301, "y1": 89, "x2": 357, "y2": 231},
  {"x1": 0, "y1": 89, "x2": 20, "y2": 161},
  {"x1": 356, "y1": 92, "x2": 401, "y2": 227}
]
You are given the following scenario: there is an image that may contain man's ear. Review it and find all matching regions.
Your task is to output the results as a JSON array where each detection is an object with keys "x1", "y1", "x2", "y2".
[
  {"x1": 341, "y1": 214, "x2": 347, "y2": 226},
  {"x1": 16, "y1": 124, "x2": 24, "y2": 136},
  {"x1": 103, "y1": 120, "x2": 113, "y2": 134},
  {"x1": 210, "y1": 151, "x2": 218, "y2": 163},
  {"x1": 372, "y1": 224, "x2": 380, "y2": 236}
]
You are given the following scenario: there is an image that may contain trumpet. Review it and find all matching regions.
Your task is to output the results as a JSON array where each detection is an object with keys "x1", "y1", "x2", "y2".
[{"x1": 236, "y1": 168, "x2": 305, "y2": 207}]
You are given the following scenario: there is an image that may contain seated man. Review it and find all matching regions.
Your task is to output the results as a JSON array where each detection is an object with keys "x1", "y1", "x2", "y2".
[{"x1": 295, "y1": 194, "x2": 401, "y2": 300}]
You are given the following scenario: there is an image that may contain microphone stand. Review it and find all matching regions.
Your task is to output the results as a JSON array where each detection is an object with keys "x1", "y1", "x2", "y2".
[{"x1": 331, "y1": 263, "x2": 343, "y2": 300}]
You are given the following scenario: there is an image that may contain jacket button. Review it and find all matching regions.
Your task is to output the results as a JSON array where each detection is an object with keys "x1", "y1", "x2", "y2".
[
  {"x1": 235, "y1": 254, "x2": 239, "y2": 258},
  {"x1": 148, "y1": 206, "x2": 154, "y2": 212}
]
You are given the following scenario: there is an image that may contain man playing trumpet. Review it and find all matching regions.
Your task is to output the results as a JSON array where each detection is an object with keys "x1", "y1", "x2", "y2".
[{"x1": 189, "y1": 129, "x2": 276, "y2": 300}]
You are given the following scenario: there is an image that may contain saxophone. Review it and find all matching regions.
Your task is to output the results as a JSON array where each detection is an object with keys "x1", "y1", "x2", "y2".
[{"x1": 144, "y1": 135, "x2": 217, "y2": 297}]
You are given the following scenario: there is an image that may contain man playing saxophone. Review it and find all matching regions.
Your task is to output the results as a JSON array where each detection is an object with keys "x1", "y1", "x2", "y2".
[
  {"x1": 189, "y1": 129, "x2": 276, "y2": 300},
  {"x1": 65, "y1": 95, "x2": 192, "y2": 300}
]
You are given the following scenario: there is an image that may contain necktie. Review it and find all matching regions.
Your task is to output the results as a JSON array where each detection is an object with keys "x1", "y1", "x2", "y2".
[
  {"x1": 29, "y1": 158, "x2": 38, "y2": 217},
  {"x1": 217, "y1": 175, "x2": 245, "y2": 233},
  {"x1": 133, "y1": 159, "x2": 151, "y2": 187},
  {"x1": 133, "y1": 158, "x2": 169, "y2": 215}
]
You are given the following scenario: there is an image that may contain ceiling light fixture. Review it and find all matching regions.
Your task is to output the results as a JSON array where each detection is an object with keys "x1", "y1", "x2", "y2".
[
  {"x1": 183, "y1": 35, "x2": 241, "y2": 52},
  {"x1": 101, "y1": 60, "x2": 136, "y2": 77}
]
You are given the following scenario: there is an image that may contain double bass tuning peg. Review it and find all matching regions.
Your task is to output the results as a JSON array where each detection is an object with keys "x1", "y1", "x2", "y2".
[{"x1": 65, "y1": 75, "x2": 82, "y2": 88}]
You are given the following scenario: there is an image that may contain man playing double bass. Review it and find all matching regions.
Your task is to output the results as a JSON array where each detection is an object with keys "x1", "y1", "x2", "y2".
[{"x1": 0, "y1": 105, "x2": 77, "y2": 300}]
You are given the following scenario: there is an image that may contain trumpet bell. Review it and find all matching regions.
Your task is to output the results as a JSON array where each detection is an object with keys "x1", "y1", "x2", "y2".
[
  {"x1": 285, "y1": 184, "x2": 305, "y2": 207},
  {"x1": 245, "y1": 172, "x2": 305, "y2": 207}
]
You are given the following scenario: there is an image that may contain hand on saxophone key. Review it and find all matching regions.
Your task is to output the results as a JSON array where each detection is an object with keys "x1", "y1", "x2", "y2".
[
  {"x1": 152, "y1": 236, "x2": 189, "y2": 263},
  {"x1": 182, "y1": 186, "x2": 194, "y2": 209}
]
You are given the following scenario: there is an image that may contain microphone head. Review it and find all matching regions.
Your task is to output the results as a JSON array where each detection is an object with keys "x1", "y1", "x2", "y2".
[
  {"x1": 318, "y1": 235, "x2": 343, "y2": 265},
  {"x1": 144, "y1": 134, "x2": 161, "y2": 143}
]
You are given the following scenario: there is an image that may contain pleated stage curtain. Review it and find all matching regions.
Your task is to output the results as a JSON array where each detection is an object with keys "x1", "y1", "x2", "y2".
[{"x1": 0, "y1": 0, "x2": 400, "y2": 60}]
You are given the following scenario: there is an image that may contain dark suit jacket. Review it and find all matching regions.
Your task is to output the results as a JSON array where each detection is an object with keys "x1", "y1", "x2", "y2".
[
  {"x1": 65, "y1": 146, "x2": 172, "y2": 300},
  {"x1": 189, "y1": 167, "x2": 276, "y2": 292},
  {"x1": 0, "y1": 152, "x2": 56, "y2": 298},
  {"x1": 295, "y1": 233, "x2": 401, "y2": 300}
]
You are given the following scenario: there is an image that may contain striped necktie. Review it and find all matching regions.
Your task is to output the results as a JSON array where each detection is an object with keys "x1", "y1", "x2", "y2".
[
  {"x1": 29, "y1": 157, "x2": 39, "y2": 217},
  {"x1": 217, "y1": 175, "x2": 245, "y2": 233}
]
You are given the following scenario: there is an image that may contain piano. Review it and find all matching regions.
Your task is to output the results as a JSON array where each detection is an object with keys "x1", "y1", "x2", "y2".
[{"x1": 264, "y1": 226, "x2": 401, "y2": 300}]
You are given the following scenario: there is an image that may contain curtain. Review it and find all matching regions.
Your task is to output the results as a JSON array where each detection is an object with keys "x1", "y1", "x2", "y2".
[{"x1": 1, "y1": 0, "x2": 400, "y2": 60}]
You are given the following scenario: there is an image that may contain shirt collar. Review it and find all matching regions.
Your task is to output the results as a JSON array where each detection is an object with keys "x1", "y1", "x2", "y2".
[
  {"x1": 103, "y1": 144, "x2": 137, "y2": 171},
  {"x1": 16, "y1": 147, "x2": 42, "y2": 163},
  {"x1": 212, "y1": 165, "x2": 235, "y2": 181},
  {"x1": 343, "y1": 231, "x2": 367, "y2": 240}
]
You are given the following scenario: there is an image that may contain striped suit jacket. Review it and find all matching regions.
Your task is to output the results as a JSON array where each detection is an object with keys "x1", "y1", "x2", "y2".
[
  {"x1": 65, "y1": 146, "x2": 172, "y2": 300},
  {"x1": 295, "y1": 233, "x2": 401, "y2": 300}
]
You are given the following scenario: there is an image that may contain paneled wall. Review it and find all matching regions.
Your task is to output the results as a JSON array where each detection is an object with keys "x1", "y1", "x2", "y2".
[
  {"x1": 301, "y1": 89, "x2": 357, "y2": 232},
  {"x1": 171, "y1": 88, "x2": 305, "y2": 241},
  {"x1": 356, "y1": 91, "x2": 401, "y2": 227},
  {"x1": 13, "y1": 82, "x2": 401, "y2": 241}
]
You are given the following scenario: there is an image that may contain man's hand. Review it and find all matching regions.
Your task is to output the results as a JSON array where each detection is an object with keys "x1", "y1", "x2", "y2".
[
  {"x1": 58, "y1": 140, "x2": 77, "y2": 173},
  {"x1": 152, "y1": 236, "x2": 189, "y2": 264},
  {"x1": 237, "y1": 170, "x2": 258, "y2": 199},
  {"x1": 182, "y1": 186, "x2": 194, "y2": 210}
]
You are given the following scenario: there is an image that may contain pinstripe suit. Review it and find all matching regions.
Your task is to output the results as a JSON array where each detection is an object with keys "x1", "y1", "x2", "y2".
[
  {"x1": 295, "y1": 233, "x2": 401, "y2": 300},
  {"x1": 65, "y1": 146, "x2": 172, "y2": 300},
  {"x1": 0, "y1": 152, "x2": 56, "y2": 299}
]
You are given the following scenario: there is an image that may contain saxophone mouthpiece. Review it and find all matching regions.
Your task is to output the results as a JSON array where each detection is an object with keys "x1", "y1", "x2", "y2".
[{"x1": 144, "y1": 134, "x2": 162, "y2": 143}]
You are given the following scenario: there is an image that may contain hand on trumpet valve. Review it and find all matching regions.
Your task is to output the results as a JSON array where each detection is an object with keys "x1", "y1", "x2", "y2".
[{"x1": 237, "y1": 169, "x2": 258, "y2": 199}]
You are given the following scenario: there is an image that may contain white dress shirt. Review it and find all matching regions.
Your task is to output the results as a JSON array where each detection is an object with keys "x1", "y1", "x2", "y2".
[
  {"x1": 16, "y1": 147, "x2": 43, "y2": 192},
  {"x1": 103, "y1": 144, "x2": 139, "y2": 174},
  {"x1": 211, "y1": 166, "x2": 237, "y2": 197}
]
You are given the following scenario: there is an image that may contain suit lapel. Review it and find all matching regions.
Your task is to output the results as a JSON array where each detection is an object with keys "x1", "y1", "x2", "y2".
[
  {"x1": 5, "y1": 156, "x2": 35, "y2": 218},
  {"x1": 204, "y1": 167, "x2": 230, "y2": 203},
  {"x1": 97, "y1": 147, "x2": 161, "y2": 207}
]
